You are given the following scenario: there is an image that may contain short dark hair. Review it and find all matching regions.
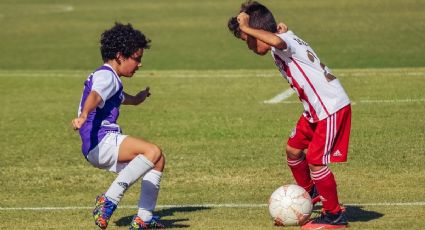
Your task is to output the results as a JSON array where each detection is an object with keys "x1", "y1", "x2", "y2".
[
  {"x1": 228, "y1": 1, "x2": 277, "y2": 38},
  {"x1": 100, "y1": 22, "x2": 151, "y2": 62}
]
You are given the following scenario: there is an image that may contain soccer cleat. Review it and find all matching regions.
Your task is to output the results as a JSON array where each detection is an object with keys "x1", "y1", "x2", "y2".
[
  {"x1": 93, "y1": 194, "x2": 117, "y2": 229},
  {"x1": 301, "y1": 209, "x2": 348, "y2": 229},
  {"x1": 309, "y1": 185, "x2": 321, "y2": 205},
  {"x1": 129, "y1": 215, "x2": 165, "y2": 229}
]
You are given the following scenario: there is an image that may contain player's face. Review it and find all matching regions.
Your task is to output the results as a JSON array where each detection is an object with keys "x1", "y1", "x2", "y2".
[
  {"x1": 120, "y1": 49, "x2": 144, "y2": 77},
  {"x1": 240, "y1": 33, "x2": 270, "y2": 56}
]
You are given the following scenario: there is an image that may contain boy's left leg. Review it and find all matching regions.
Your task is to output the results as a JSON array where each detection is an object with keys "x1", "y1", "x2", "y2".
[
  {"x1": 138, "y1": 169, "x2": 163, "y2": 221},
  {"x1": 302, "y1": 106, "x2": 351, "y2": 229},
  {"x1": 302, "y1": 165, "x2": 348, "y2": 229},
  {"x1": 130, "y1": 155, "x2": 165, "y2": 229},
  {"x1": 310, "y1": 165, "x2": 343, "y2": 214}
]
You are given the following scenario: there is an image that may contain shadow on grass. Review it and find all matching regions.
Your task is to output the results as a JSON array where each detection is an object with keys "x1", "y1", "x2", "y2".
[
  {"x1": 344, "y1": 206, "x2": 384, "y2": 222},
  {"x1": 115, "y1": 206, "x2": 211, "y2": 228},
  {"x1": 312, "y1": 205, "x2": 384, "y2": 222}
]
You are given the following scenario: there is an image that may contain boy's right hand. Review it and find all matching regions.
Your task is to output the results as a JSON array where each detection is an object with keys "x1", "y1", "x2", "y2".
[
  {"x1": 72, "y1": 116, "x2": 87, "y2": 130},
  {"x1": 237, "y1": 12, "x2": 250, "y2": 30}
]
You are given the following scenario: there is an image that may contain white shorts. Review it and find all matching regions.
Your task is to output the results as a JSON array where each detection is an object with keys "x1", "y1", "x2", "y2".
[{"x1": 87, "y1": 132, "x2": 128, "y2": 173}]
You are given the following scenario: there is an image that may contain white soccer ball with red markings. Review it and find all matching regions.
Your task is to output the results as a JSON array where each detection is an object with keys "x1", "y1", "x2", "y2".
[{"x1": 268, "y1": 184, "x2": 313, "y2": 226}]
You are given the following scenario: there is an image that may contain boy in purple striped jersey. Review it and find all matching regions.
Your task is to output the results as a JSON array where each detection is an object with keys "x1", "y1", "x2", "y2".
[{"x1": 72, "y1": 22, "x2": 164, "y2": 229}]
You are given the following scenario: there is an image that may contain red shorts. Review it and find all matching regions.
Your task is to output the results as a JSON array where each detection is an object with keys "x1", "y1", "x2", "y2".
[{"x1": 287, "y1": 105, "x2": 351, "y2": 165}]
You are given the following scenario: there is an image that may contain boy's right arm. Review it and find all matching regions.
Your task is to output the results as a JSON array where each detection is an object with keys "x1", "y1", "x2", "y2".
[
  {"x1": 72, "y1": 91, "x2": 102, "y2": 130},
  {"x1": 237, "y1": 12, "x2": 287, "y2": 50}
]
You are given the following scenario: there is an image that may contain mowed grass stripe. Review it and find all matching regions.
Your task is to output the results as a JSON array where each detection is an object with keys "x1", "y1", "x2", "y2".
[
  {"x1": 0, "y1": 70, "x2": 279, "y2": 78},
  {"x1": 0, "y1": 67, "x2": 424, "y2": 78}
]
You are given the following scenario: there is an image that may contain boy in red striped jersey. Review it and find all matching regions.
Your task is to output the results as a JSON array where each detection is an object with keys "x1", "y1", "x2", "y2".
[{"x1": 228, "y1": 1, "x2": 351, "y2": 229}]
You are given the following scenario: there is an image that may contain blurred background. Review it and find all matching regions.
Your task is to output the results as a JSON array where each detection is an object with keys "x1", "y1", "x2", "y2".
[{"x1": 1, "y1": 0, "x2": 424, "y2": 71}]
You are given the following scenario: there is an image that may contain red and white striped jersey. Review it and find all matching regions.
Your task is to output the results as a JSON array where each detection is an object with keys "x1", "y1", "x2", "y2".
[{"x1": 271, "y1": 31, "x2": 350, "y2": 123}]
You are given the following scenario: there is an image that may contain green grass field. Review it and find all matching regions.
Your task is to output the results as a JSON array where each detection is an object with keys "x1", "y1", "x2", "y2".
[
  {"x1": 0, "y1": 0, "x2": 424, "y2": 229},
  {"x1": 0, "y1": 68, "x2": 424, "y2": 229}
]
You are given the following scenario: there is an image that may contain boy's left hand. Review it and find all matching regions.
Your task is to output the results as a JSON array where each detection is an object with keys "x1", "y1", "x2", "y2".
[
  {"x1": 135, "y1": 87, "x2": 151, "y2": 104},
  {"x1": 277, "y1": 22, "x2": 288, "y2": 33}
]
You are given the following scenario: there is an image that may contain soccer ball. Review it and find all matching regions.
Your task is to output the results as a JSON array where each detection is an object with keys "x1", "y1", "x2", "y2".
[{"x1": 268, "y1": 184, "x2": 313, "y2": 226}]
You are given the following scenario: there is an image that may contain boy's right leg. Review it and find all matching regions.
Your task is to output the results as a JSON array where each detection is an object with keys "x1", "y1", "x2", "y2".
[
  {"x1": 286, "y1": 146, "x2": 314, "y2": 194},
  {"x1": 286, "y1": 146, "x2": 320, "y2": 204},
  {"x1": 286, "y1": 115, "x2": 320, "y2": 201}
]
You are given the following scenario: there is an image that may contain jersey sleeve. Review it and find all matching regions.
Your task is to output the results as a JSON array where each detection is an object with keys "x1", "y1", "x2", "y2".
[
  {"x1": 91, "y1": 70, "x2": 118, "y2": 108},
  {"x1": 276, "y1": 33, "x2": 292, "y2": 53},
  {"x1": 121, "y1": 92, "x2": 126, "y2": 103}
]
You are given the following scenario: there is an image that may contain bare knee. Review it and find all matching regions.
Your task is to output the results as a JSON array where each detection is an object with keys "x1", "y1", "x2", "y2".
[
  {"x1": 143, "y1": 144, "x2": 162, "y2": 164},
  {"x1": 154, "y1": 154, "x2": 166, "y2": 172},
  {"x1": 286, "y1": 145, "x2": 304, "y2": 160}
]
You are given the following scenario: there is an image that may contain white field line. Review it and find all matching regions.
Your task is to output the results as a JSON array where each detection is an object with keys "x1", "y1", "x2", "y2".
[
  {"x1": 55, "y1": 4, "x2": 74, "y2": 12},
  {"x1": 263, "y1": 88, "x2": 295, "y2": 104},
  {"x1": 44, "y1": 4, "x2": 75, "y2": 13},
  {"x1": 358, "y1": 99, "x2": 425, "y2": 103},
  {"x1": 1, "y1": 202, "x2": 425, "y2": 211},
  {"x1": 0, "y1": 68, "x2": 424, "y2": 78},
  {"x1": 262, "y1": 89, "x2": 425, "y2": 105},
  {"x1": 0, "y1": 5, "x2": 74, "y2": 18},
  {"x1": 277, "y1": 99, "x2": 425, "y2": 105}
]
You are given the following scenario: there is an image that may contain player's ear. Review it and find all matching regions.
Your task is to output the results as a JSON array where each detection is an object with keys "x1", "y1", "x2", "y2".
[{"x1": 116, "y1": 52, "x2": 124, "y2": 64}]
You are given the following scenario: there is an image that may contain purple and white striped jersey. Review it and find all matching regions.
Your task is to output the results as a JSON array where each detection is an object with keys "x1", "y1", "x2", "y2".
[{"x1": 77, "y1": 64, "x2": 124, "y2": 157}]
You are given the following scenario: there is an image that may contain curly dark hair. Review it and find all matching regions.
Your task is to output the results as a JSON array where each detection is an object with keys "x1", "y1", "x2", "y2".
[
  {"x1": 228, "y1": 1, "x2": 277, "y2": 38},
  {"x1": 100, "y1": 22, "x2": 151, "y2": 62}
]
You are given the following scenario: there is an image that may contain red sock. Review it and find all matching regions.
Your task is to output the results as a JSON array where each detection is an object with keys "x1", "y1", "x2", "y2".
[
  {"x1": 311, "y1": 167, "x2": 341, "y2": 214},
  {"x1": 287, "y1": 154, "x2": 313, "y2": 192}
]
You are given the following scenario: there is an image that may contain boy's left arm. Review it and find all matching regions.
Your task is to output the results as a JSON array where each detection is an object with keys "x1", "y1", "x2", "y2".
[
  {"x1": 122, "y1": 87, "x2": 151, "y2": 105},
  {"x1": 237, "y1": 12, "x2": 286, "y2": 50}
]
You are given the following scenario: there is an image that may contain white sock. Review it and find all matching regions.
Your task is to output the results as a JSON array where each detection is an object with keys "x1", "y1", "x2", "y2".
[
  {"x1": 137, "y1": 169, "x2": 162, "y2": 221},
  {"x1": 105, "y1": 155, "x2": 154, "y2": 204}
]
